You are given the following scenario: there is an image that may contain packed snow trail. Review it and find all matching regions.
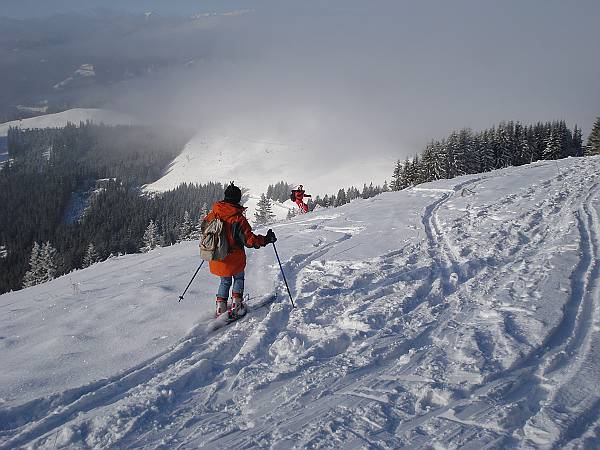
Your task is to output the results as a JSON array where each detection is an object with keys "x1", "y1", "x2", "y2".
[{"x1": 1, "y1": 157, "x2": 600, "y2": 449}]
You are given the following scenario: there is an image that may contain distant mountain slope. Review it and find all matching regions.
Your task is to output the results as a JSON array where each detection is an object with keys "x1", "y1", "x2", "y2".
[
  {"x1": 2, "y1": 156, "x2": 600, "y2": 449},
  {"x1": 145, "y1": 132, "x2": 391, "y2": 197},
  {"x1": 0, "y1": 109, "x2": 136, "y2": 137}
]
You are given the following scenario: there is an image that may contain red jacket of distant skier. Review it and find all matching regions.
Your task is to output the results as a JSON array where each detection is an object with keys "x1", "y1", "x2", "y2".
[
  {"x1": 203, "y1": 201, "x2": 267, "y2": 277},
  {"x1": 293, "y1": 190, "x2": 307, "y2": 202}
]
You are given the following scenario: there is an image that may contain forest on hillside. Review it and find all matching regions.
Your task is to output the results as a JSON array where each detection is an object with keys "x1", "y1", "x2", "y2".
[{"x1": 0, "y1": 123, "x2": 219, "y2": 293}]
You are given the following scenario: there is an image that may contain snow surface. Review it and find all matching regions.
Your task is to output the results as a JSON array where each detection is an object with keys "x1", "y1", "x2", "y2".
[
  {"x1": 2, "y1": 157, "x2": 600, "y2": 449},
  {"x1": 0, "y1": 109, "x2": 136, "y2": 138}
]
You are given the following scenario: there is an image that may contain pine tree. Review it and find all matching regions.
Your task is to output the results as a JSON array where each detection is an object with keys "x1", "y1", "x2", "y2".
[
  {"x1": 82, "y1": 243, "x2": 99, "y2": 268},
  {"x1": 391, "y1": 160, "x2": 403, "y2": 191},
  {"x1": 337, "y1": 188, "x2": 347, "y2": 205},
  {"x1": 254, "y1": 194, "x2": 275, "y2": 226},
  {"x1": 22, "y1": 242, "x2": 43, "y2": 288},
  {"x1": 587, "y1": 117, "x2": 600, "y2": 155},
  {"x1": 178, "y1": 210, "x2": 194, "y2": 241},
  {"x1": 190, "y1": 216, "x2": 202, "y2": 240},
  {"x1": 496, "y1": 124, "x2": 513, "y2": 168},
  {"x1": 39, "y1": 241, "x2": 58, "y2": 283},
  {"x1": 286, "y1": 208, "x2": 297, "y2": 220},
  {"x1": 142, "y1": 219, "x2": 160, "y2": 252},
  {"x1": 572, "y1": 125, "x2": 584, "y2": 157},
  {"x1": 543, "y1": 129, "x2": 561, "y2": 160}
]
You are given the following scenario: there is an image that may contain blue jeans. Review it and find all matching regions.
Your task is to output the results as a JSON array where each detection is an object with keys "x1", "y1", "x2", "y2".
[{"x1": 217, "y1": 271, "x2": 245, "y2": 298}]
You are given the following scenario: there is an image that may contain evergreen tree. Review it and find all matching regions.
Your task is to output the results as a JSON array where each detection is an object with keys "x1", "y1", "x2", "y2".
[
  {"x1": 39, "y1": 241, "x2": 58, "y2": 283},
  {"x1": 431, "y1": 140, "x2": 446, "y2": 180},
  {"x1": 391, "y1": 160, "x2": 403, "y2": 191},
  {"x1": 337, "y1": 188, "x2": 347, "y2": 205},
  {"x1": 178, "y1": 210, "x2": 194, "y2": 241},
  {"x1": 479, "y1": 130, "x2": 495, "y2": 172},
  {"x1": 286, "y1": 208, "x2": 297, "y2": 220},
  {"x1": 22, "y1": 242, "x2": 43, "y2": 288},
  {"x1": 190, "y1": 216, "x2": 202, "y2": 240},
  {"x1": 142, "y1": 220, "x2": 160, "y2": 252},
  {"x1": 587, "y1": 117, "x2": 600, "y2": 155},
  {"x1": 496, "y1": 123, "x2": 513, "y2": 168},
  {"x1": 254, "y1": 194, "x2": 275, "y2": 226},
  {"x1": 82, "y1": 243, "x2": 99, "y2": 268},
  {"x1": 421, "y1": 143, "x2": 437, "y2": 182},
  {"x1": 543, "y1": 129, "x2": 561, "y2": 160},
  {"x1": 572, "y1": 125, "x2": 584, "y2": 157}
]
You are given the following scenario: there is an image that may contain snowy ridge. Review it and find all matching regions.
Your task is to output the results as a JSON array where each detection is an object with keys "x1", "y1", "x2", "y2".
[
  {"x1": 2, "y1": 157, "x2": 600, "y2": 448},
  {"x1": 145, "y1": 132, "x2": 391, "y2": 198},
  {"x1": 0, "y1": 109, "x2": 136, "y2": 137}
]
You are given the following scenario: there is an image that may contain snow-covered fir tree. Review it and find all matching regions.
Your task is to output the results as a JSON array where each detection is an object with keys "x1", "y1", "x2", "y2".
[
  {"x1": 39, "y1": 242, "x2": 58, "y2": 283},
  {"x1": 543, "y1": 129, "x2": 561, "y2": 160},
  {"x1": 141, "y1": 220, "x2": 160, "y2": 252},
  {"x1": 82, "y1": 243, "x2": 99, "y2": 268},
  {"x1": 190, "y1": 216, "x2": 202, "y2": 240},
  {"x1": 24, "y1": 241, "x2": 58, "y2": 287},
  {"x1": 572, "y1": 125, "x2": 584, "y2": 157},
  {"x1": 587, "y1": 117, "x2": 600, "y2": 155},
  {"x1": 286, "y1": 208, "x2": 297, "y2": 220},
  {"x1": 390, "y1": 160, "x2": 403, "y2": 191},
  {"x1": 336, "y1": 188, "x2": 347, "y2": 205},
  {"x1": 254, "y1": 194, "x2": 276, "y2": 226},
  {"x1": 178, "y1": 211, "x2": 194, "y2": 241},
  {"x1": 22, "y1": 242, "x2": 43, "y2": 288}
]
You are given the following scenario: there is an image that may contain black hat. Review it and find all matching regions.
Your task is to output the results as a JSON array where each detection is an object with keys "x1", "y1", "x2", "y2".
[{"x1": 224, "y1": 182, "x2": 242, "y2": 204}]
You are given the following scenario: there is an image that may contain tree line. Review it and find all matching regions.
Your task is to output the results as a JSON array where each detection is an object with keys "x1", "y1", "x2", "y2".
[{"x1": 390, "y1": 120, "x2": 585, "y2": 190}]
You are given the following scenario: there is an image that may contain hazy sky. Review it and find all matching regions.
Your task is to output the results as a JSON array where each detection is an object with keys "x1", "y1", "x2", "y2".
[{"x1": 3, "y1": 0, "x2": 599, "y2": 158}]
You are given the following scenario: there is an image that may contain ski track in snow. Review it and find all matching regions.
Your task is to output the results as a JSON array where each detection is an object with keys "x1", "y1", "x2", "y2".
[{"x1": 1, "y1": 158, "x2": 600, "y2": 448}]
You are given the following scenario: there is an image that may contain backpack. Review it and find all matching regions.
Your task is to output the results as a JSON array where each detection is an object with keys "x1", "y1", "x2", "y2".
[
  {"x1": 199, "y1": 217, "x2": 229, "y2": 261},
  {"x1": 290, "y1": 191, "x2": 296, "y2": 201}
]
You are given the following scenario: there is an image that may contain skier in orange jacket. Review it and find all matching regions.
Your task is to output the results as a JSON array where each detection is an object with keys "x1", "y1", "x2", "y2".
[{"x1": 202, "y1": 183, "x2": 276, "y2": 317}]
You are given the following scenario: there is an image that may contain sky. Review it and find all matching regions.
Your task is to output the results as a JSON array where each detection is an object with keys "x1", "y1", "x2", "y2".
[{"x1": 3, "y1": 0, "x2": 599, "y2": 158}]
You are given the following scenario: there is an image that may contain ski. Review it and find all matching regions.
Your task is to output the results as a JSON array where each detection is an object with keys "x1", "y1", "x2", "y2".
[{"x1": 206, "y1": 293, "x2": 278, "y2": 332}]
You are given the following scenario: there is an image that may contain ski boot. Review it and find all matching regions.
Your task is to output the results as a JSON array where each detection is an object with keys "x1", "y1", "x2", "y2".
[
  {"x1": 215, "y1": 297, "x2": 228, "y2": 318},
  {"x1": 229, "y1": 292, "x2": 247, "y2": 319}
]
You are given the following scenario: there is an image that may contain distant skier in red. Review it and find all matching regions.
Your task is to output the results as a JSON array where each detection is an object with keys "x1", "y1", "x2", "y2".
[{"x1": 291, "y1": 185, "x2": 311, "y2": 213}]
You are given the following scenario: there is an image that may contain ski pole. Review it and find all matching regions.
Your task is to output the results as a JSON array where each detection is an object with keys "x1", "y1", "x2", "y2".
[
  {"x1": 272, "y1": 242, "x2": 295, "y2": 308},
  {"x1": 178, "y1": 260, "x2": 204, "y2": 302}
]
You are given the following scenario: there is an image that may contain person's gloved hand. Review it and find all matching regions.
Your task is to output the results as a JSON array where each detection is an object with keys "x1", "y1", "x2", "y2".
[{"x1": 265, "y1": 229, "x2": 277, "y2": 244}]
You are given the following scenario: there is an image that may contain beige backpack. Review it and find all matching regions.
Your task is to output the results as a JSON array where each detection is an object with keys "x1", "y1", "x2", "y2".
[{"x1": 199, "y1": 217, "x2": 229, "y2": 261}]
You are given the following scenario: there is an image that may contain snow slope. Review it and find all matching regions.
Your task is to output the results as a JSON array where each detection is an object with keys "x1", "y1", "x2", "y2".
[
  {"x1": 0, "y1": 109, "x2": 136, "y2": 137},
  {"x1": 144, "y1": 133, "x2": 391, "y2": 196},
  {"x1": 1, "y1": 157, "x2": 600, "y2": 449}
]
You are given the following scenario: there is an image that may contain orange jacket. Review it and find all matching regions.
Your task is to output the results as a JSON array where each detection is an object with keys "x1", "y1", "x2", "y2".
[{"x1": 203, "y1": 201, "x2": 267, "y2": 277}]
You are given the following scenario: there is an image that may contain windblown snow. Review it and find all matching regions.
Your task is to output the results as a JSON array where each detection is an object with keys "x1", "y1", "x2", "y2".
[{"x1": 2, "y1": 157, "x2": 600, "y2": 449}]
